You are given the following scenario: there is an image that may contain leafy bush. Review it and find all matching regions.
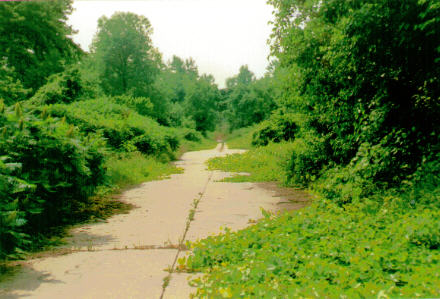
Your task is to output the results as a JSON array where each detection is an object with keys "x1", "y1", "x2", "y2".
[
  {"x1": 30, "y1": 67, "x2": 84, "y2": 105},
  {"x1": 44, "y1": 98, "x2": 179, "y2": 159},
  {"x1": 252, "y1": 113, "x2": 298, "y2": 146},
  {"x1": 0, "y1": 103, "x2": 106, "y2": 259},
  {"x1": 112, "y1": 95, "x2": 154, "y2": 117},
  {"x1": 268, "y1": 0, "x2": 440, "y2": 187},
  {"x1": 0, "y1": 61, "x2": 29, "y2": 105},
  {"x1": 181, "y1": 128, "x2": 202, "y2": 142},
  {"x1": 0, "y1": 158, "x2": 30, "y2": 258},
  {"x1": 286, "y1": 134, "x2": 329, "y2": 186}
]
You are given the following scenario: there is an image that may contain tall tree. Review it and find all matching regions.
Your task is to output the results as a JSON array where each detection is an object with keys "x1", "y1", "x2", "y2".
[
  {"x1": 91, "y1": 12, "x2": 161, "y2": 97},
  {"x1": 0, "y1": 0, "x2": 81, "y2": 94},
  {"x1": 185, "y1": 75, "x2": 219, "y2": 133},
  {"x1": 224, "y1": 66, "x2": 276, "y2": 129},
  {"x1": 226, "y1": 65, "x2": 255, "y2": 89}
]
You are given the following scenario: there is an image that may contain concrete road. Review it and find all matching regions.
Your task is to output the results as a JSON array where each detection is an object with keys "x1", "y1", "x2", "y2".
[{"x1": 0, "y1": 144, "x2": 308, "y2": 299}]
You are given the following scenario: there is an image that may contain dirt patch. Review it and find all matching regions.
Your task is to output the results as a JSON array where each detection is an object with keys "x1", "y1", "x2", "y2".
[
  {"x1": 78, "y1": 194, "x2": 136, "y2": 221},
  {"x1": 256, "y1": 182, "x2": 312, "y2": 212},
  {"x1": 0, "y1": 262, "x2": 22, "y2": 283}
]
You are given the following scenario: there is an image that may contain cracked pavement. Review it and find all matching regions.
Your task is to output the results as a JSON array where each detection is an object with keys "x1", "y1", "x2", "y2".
[{"x1": 0, "y1": 144, "x2": 307, "y2": 299}]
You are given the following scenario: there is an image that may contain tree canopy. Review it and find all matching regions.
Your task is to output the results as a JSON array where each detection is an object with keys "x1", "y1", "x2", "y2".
[
  {"x1": 0, "y1": 0, "x2": 81, "y2": 94},
  {"x1": 267, "y1": 0, "x2": 440, "y2": 180},
  {"x1": 91, "y1": 12, "x2": 161, "y2": 97}
]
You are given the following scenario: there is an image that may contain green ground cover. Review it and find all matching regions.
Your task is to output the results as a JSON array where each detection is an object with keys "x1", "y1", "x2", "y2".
[
  {"x1": 207, "y1": 142, "x2": 295, "y2": 183},
  {"x1": 180, "y1": 136, "x2": 440, "y2": 298}
]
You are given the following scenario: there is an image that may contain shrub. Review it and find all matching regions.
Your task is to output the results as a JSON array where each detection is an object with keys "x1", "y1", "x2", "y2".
[
  {"x1": 30, "y1": 67, "x2": 83, "y2": 105},
  {"x1": 0, "y1": 61, "x2": 29, "y2": 105},
  {"x1": 43, "y1": 98, "x2": 179, "y2": 158},
  {"x1": 0, "y1": 103, "x2": 106, "y2": 259},
  {"x1": 286, "y1": 134, "x2": 329, "y2": 186},
  {"x1": 179, "y1": 128, "x2": 202, "y2": 142},
  {"x1": 252, "y1": 113, "x2": 298, "y2": 147},
  {"x1": 112, "y1": 95, "x2": 154, "y2": 117}
]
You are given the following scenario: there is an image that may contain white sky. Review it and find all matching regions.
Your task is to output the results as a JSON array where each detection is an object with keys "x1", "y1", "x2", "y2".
[{"x1": 67, "y1": 0, "x2": 274, "y2": 88}]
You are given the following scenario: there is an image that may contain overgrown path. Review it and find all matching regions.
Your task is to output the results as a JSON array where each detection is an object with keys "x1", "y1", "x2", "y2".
[{"x1": 0, "y1": 144, "x2": 308, "y2": 299}]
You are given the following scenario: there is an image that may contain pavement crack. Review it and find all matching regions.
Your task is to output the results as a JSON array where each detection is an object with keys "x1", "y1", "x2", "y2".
[
  {"x1": 35, "y1": 244, "x2": 188, "y2": 257},
  {"x1": 159, "y1": 170, "x2": 214, "y2": 299}
]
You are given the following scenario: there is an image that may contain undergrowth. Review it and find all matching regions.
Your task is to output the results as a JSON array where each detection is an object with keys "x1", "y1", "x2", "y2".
[
  {"x1": 105, "y1": 151, "x2": 182, "y2": 188},
  {"x1": 207, "y1": 142, "x2": 294, "y2": 183},
  {"x1": 181, "y1": 196, "x2": 440, "y2": 298},
  {"x1": 180, "y1": 133, "x2": 219, "y2": 153},
  {"x1": 181, "y1": 136, "x2": 440, "y2": 297},
  {"x1": 224, "y1": 126, "x2": 257, "y2": 150}
]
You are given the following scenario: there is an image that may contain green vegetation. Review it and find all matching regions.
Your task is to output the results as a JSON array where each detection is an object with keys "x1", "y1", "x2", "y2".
[
  {"x1": 180, "y1": 132, "x2": 219, "y2": 153},
  {"x1": 91, "y1": 12, "x2": 161, "y2": 97},
  {"x1": 221, "y1": 66, "x2": 277, "y2": 131},
  {"x1": 186, "y1": 139, "x2": 440, "y2": 297},
  {"x1": 182, "y1": 194, "x2": 440, "y2": 297},
  {"x1": 222, "y1": 126, "x2": 256, "y2": 150},
  {"x1": 0, "y1": 103, "x2": 106, "y2": 258},
  {"x1": 1, "y1": 0, "x2": 439, "y2": 296},
  {"x1": 180, "y1": 0, "x2": 440, "y2": 297},
  {"x1": 208, "y1": 142, "x2": 295, "y2": 183},
  {"x1": 0, "y1": 3, "x2": 222, "y2": 260},
  {"x1": 105, "y1": 152, "x2": 183, "y2": 188},
  {"x1": 43, "y1": 98, "x2": 181, "y2": 159},
  {"x1": 0, "y1": 0, "x2": 81, "y2": 94}
]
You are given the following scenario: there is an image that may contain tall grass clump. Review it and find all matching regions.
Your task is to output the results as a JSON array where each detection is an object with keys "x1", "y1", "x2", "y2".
[
  {"x1": 208, "y1": 142, "x2": 295, "y2": 183},
  {"x1": 105, "y1": 152, "x2": 183, "y2": 188}
]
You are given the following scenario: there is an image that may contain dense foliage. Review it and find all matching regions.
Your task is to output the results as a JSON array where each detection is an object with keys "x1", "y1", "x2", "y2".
[
  {"x1": 181, "y1": 0, "x2": 440, "y2": 297},
  {"x1": 91, "y1": 12, "x2": 161, "y2": 97},
  {"x1": 44, "y1": 98, "x2": 180, "y2": 159},
  {"x1": 0, "y1": 103, "x2": 106, "y2": 258},
  {"x1": 2, "y1": 0, "x2": 439, "y2": 297},
  {"x1": 186, "y1": 136, "x2": 440, "y2": 297},
  {"x1": 0, "y1": 5, "x2": 220, "y2": 259},
  {"x1": 221, "y1": 66, "x2": 277, "y2": 130},
  {"x1": 251, "y1": 113, "x2": 298, "y2": 146},
  {"x1": 154, "y1": 56, "x2": 221, "y2": 132},
  {"x1": 183, "y1": 195, "x2": 440, "y2": 297},
  {"x1": 0, "y1": 0, "x2": 81, "y2": 94},
  {"x1": 267, "y1": 0, "x2": 440, "y2": 187},
  {"x1": 30, "y1": 66, "x2": 85, "y2": 105}
]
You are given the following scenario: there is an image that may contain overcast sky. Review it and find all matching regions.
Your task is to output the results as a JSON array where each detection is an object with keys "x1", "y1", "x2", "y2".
[{"x1": 67, "y1": 0, "x2": 274, "y2": 88}]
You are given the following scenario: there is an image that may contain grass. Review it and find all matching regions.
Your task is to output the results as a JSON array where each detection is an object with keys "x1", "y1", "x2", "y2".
[
  {"x1": 176, "y1": 131, "x2": 222, "y2": 157},
  {"x1": 223, "y1": 125, "x2": 257, "y2": 149},
  {"x1": 105, "y1": 151, "x2": 183, "y2": 188},
  {"x1": 207, "y1": 142, "x2": 295, "y2": 183},
  {"x1": 180, "y1": 137, "x2": 218, "y2": 153}
]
